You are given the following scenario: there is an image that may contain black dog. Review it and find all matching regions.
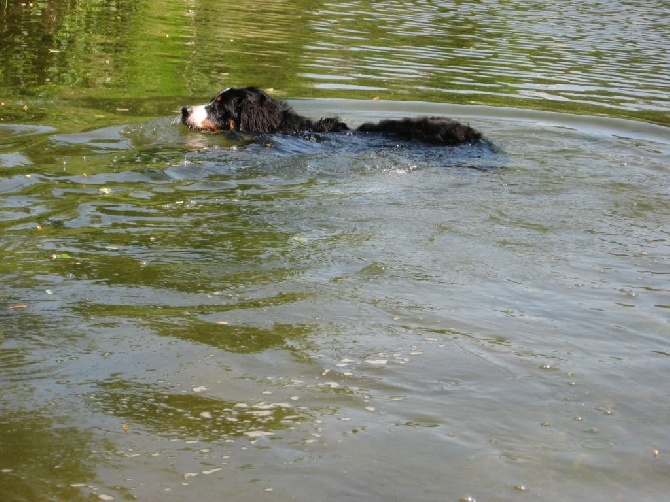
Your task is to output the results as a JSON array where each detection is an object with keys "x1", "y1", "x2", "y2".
[{"x1": 181, "y1": 87, "x2": 482, "y2": 146}]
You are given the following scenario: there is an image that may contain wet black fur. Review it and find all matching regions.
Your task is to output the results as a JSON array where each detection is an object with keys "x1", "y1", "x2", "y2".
[
  {"x1": 358, "y1": 116, "x2": 481, "y2": 146},
  {"x1": 182, "y1": 87, "x2": 482, "y2": 145}
]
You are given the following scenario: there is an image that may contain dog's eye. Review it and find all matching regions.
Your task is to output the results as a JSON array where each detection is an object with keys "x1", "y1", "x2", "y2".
[{"x1": 216, "y1": 95, "x2": 222, "y2": 102}]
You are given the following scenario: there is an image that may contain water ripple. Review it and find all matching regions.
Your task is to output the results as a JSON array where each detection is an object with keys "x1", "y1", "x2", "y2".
[{"x1": 302, "y1": 0, "x2": 670, "y2": 123}]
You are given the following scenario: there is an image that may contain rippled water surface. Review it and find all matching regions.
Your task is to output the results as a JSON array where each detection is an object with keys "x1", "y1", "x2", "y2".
[{"x1": 1, "y1": 1, "x2": 669, "y2": 501}]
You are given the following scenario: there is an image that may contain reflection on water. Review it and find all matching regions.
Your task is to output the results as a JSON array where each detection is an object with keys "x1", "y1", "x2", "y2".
[
  {"x1": 0, "y1": 413, "x2": 96, "y2": 501},
  {"x1": 1, "y1": 0, "x2": 670, "y2": 501},
  {"x1": 305, "y1": 1, "x2": 670, "y2": 119},
  {"x1": 0, "y1": 0, "x2": 669, "y2": 124},
  {"x1": 93, "y1": 380, "x2": 309, "y2": 441}
]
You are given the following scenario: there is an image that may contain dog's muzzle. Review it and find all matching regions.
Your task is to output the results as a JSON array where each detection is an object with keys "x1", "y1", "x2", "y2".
[{"x1": 181, "y1": 104, "x2": 219, "y2": 132}]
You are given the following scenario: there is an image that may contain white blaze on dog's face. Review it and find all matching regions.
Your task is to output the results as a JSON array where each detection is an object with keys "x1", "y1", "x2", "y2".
[
  {"x1": 181, "y1": 92, "x2": 231, "y2": 132},
  {"x1": 183, "y1": 104, "x2": 210, "y2": 130},
  {"x1": 182, "y1": 88, "x2": 245, "y2": 132}
]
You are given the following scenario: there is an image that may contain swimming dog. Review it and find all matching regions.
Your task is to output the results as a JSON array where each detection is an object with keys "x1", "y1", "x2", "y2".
[{"x1": 181, "y1": 87, "x2": 482, "y2": 146}]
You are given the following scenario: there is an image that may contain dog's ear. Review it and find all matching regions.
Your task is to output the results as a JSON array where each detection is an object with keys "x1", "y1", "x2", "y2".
[
  {"x1": 237, "y1": 92, "x2": 283, "y2": 133},
  {"x1": 208, "y1": 91, "x2": 239, "y2": 130},
  {"x1": 219, "y1": 93, "x2": 239, "y2": 119}
]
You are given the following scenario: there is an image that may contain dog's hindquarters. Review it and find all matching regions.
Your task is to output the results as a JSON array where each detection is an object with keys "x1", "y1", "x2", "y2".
[
  {"x1": 311, "y1": 117, "x2": 349, "y2": 133},
  {"x1": 357, "y1": 116, "x2": 482, "y2": 145}
]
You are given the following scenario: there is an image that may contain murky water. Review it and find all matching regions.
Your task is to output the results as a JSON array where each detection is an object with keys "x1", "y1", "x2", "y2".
[{"x1": 1, "y1": 1, "x2": 669, "y2": 501}]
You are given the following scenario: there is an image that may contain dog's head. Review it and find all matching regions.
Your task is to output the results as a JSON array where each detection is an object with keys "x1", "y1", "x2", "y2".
[{"x1": 181, "y1": 87, "x2": 286, "y2": 133}]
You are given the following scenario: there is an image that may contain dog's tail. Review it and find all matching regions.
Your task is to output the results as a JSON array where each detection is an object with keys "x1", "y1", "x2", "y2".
[{"x1": 357, "y1": 116, "x2": 482, "y2": 145}]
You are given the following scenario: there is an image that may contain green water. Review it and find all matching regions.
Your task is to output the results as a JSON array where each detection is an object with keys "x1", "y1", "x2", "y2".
[
  {"x1": 1, "y1": 1, "x2": 669, "y2": 501},
  {"x1": 2, "y1": 0, "x2": 669, "y2": 126}
]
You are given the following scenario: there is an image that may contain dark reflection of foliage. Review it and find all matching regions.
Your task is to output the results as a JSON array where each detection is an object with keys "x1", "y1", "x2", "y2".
[
  {"x1": 38, "y1": 223, "x2": 310, "y2": 295},
  {"x1": 0, "y1": 0, "x2": 315, "y2": 102},
  {"x1": 0, "y1": 0, "x2": 142, "y2": 92},
  {"x1": 1, "y1": 0, "x2": 667, "y2": 126},
  {"x1": 46, "y1": 246, "x2": 301, "y2": 291},
  {"x1": 92, "y1": 380, "x2": 309, "y2": 441},
  {"x1": 0, "y1": 412, "x2": 96, "y2": 502},
  {"x1": 72, "y1": 300, "x2": 313, "y2": 353},
  {"x1": 149, "y1": 318, "x2": 312, "y2": 353}
]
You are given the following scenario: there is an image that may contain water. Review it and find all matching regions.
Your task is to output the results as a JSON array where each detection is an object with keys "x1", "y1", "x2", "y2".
[{"x1": 1, "y1": 1, "x2": 669, "y2": 501}]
